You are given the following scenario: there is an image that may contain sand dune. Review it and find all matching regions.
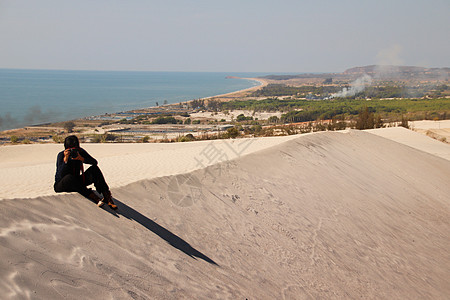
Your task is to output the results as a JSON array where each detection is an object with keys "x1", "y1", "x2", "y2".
[
  {"x1": 0, "y1": 135, "x2": 297, "y2": 200},
  {"x1": 369, "y1": 126, "x2": 450, "y2": 161},
  {"x1": 0, "y1": 130, "x2": 449, "y2": 299}
]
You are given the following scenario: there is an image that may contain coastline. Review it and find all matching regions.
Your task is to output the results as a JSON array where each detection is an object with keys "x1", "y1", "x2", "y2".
[
  {"x1": 0, "y1": 77, "x2": 268, "y2": 134},
  {"x1": 4, "y1": 69, "x2": 447, "y2": 145},
  {"x1": 0, "y1": 71, "x2": 267, "y2": 132},
  {"x1": 0, "y1": 75, "x2": 270, "y2": 143},
  {"x1": 201, "y1": 77, "x2": 269, "y2": 100}
]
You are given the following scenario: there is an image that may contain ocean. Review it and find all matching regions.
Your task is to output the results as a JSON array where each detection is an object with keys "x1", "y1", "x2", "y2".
[{"x1": 0, "y1": 69, "x2": 265, "y2": 131}]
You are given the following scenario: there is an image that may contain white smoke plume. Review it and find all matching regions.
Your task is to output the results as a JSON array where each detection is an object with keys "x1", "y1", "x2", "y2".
[
  {"x1": 330, "y1": 44, "x2": 402, "y2": 99},
  {"x1": 376, "y1": 45, "x2": 403, "y2": 71},
  {"x1": 331, "y1": 74, "x2": 373, "y2": 98}
]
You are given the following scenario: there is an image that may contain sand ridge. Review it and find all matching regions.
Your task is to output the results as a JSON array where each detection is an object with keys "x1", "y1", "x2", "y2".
[
  {"x1": 0, "y1": 135, "x2": 298, "y2": 200},
  {"x1": 369, "y1": 127, "x2": 450, "y2": 161},
  {"x1": 0, "y1": 129, "x2": 449, "y2": 298}
]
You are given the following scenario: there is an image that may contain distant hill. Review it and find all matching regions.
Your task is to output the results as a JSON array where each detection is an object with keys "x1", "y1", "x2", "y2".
[
  {"x1": 344, "y1": 65, "x2": 450, "y2": 79},
  {"x1": 262, "y1": 65, "x2": 450, "y2": 81}
]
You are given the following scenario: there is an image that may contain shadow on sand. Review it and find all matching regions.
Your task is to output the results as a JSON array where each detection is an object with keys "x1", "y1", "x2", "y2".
[{"x1": 101, "y1": 198, "x2": 218, "y2": 266}]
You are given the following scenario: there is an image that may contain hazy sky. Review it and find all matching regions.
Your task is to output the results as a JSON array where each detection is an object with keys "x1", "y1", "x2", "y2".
[{"x1": 0, "y1": 0, "x2": 448, "y2": 72}]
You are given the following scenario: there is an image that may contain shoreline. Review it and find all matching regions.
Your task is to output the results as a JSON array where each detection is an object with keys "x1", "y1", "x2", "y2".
[
  {"x1": 201, "y1": 77, "x2": 269, "y2": 100},
  {"x1": 0, "y1": 76, "x2": 268, "y2": 133}
]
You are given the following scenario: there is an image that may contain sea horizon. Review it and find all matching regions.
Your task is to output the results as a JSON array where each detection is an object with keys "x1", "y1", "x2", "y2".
[{"x1": 0, "y1": 69, "x2": 270, "y2": 131}]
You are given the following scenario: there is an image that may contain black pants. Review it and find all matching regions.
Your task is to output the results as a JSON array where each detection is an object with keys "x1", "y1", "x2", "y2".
[{"x1": 54, "y1": 165, "x2": 109, "y2": 198}]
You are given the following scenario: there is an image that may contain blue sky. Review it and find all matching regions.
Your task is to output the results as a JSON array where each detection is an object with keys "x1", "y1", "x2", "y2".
[{"x1": 0, "y1": 0, "x2": 448, "y2": 72}]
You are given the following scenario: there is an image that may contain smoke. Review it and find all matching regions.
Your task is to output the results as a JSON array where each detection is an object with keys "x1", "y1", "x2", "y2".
[
  {"x1": 374, "y1": 45, "x2": 403, "y2": 79},
  {"x1": 376, "y1": 44, "x2": 404, "y2": 66},
  {"x1": 0, "y1": 113, "x2": 17, "y2": 131},
  {"x1": 23, "y1": 105, "x2": 56, "y2": 125},
  {"x1": 331, "y1": 45, "x2": 403, "y2": 98},
  {"x1": 331, "y1": 74, "x2": 373, "y2": 98},
  {"x1": 328, "y1": 44, "x2": 447, "y2": 100},
  {"x1": 0, "y1": 105, "x2": 58, "y2": 131}
]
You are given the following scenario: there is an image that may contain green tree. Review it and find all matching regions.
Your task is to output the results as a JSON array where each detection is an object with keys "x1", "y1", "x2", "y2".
[
  {"x1": 268, "y1": 116, "x2": 279, "y2": 124},
  {"x1": 92, "y1": 135, "x2": 102, "y2": 143},
  {"x1": 226, "y1": 127, "x2": 239, "y2": 139},
  {"x1": 10, "y1": 135, "x2": 19, "y2": 143},
  {"x1": 206, "y1": 100, "x2": 220, "y2": 111},
  {"x1": 236, "y1": 114, "x2": 252, "y2": 122},
  {"x1": 152, "y1": 116, "x2": 177, "y2": 124},
  {"x1": 355, "y1": 107, "x2": 375, "y2": 130},
  {"x1": 104, "y1": 134, "x2": 117, "y2": 142},
  {"x1": 179, "y1": 133, "x2": 195, "y2": 142},
  {"x1": 400, "y1": 115, "x2": 409, "y2": 128},
  {"x1": 52, "y1": 135, "x2": 63, "y2": 143},
  {"x1": 190, "y1": 99, "x2": 205, "y2": 109}
]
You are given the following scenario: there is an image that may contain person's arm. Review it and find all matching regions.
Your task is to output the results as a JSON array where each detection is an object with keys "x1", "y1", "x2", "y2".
[
  {"x1": 55, "y1": 151, "x2": 70, "y2": 182},
  {"x1": 63, "y1": 149, "x2": 70, "y2": 163},
  {"x1": 78, "y1": 148, "x2": 98, "y2": 165}
]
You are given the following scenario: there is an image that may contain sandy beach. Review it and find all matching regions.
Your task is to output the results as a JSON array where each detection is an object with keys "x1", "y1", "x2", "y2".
[
  {"x1": 0, "y1": 127, "x2": 449, "y2": 299},
  {"x1": 202, "y1": 77, "x2": 269, "y2": 100}
]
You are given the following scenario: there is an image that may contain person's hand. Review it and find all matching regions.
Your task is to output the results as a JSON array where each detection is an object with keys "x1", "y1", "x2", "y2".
[
  {"x1": 63, "y1": 149, "x2": 71, "y2": 163},
  {"x1": 63, "y1": 149, "x2": 84, "y2": 163},
  {"x1": 73, "y1": 152, "x2": 85, "y2": 162}
]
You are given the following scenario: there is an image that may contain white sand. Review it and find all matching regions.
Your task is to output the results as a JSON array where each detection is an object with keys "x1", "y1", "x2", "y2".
[
  {"x1": 410, "y1": 119, "x2": 450, "y2": 130},
  {"x1": 409, "y1": 120, "x2": 450, "y2": 144},
  {"x1": 0, "y1": 129, "x2": 449, "y2": 299},
  {"x1": 369, "y1": 127, "x2": 450, "y2": 161},
  {"x1": 190, "y1": 109, "x2": 282, "y2": 122},
  {"x1": 0, "y1": 135, "x2": 298, "y2": 200},
  {"x1": 2, "y1": 126, "x2": 448, "y2": 200}
]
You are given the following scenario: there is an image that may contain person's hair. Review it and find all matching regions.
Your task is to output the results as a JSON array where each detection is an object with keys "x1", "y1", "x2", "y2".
[{"x1": 64, "y1": 135, "x2": 80, "y2": 149}]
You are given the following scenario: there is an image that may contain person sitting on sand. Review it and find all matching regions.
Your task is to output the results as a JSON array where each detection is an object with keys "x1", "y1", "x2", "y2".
[{"x1": 54, "y1": 135, "x2": 117, "y2": 209}]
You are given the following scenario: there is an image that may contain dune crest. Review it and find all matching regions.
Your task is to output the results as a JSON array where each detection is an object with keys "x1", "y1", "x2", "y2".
[{"x1": 0, "y1": 130, "x2": 449, "y2": 299}]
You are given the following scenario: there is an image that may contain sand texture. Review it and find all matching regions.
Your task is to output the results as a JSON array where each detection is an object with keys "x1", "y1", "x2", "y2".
[
  {"x1": 0, "y1": 135, "x2": 297, "y2": 200},
  {"x1": 0, "y1": 130, "x2": 449, "y2": 299},
  {"x1": 369, "y1": 127, "x2": 450, "y2": 161}
]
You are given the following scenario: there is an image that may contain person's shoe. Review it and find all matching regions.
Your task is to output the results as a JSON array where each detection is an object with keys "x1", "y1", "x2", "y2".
[
  {"x1": 108, "y1": 200, "x2": 118, "y2": 210},
  {"x1": 103, "y1": 190, "x2": 118, "y2": 210}
]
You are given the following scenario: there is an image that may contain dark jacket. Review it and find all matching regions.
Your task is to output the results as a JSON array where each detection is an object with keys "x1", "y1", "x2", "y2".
[{"x1": 54, "y1": 148, "x2": 97, "y2": 183}]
